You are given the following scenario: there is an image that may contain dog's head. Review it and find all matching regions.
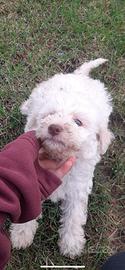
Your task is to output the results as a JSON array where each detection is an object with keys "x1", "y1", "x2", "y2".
[{"x1": 21, "y1": 58, "x2": 113, "y2": 161}]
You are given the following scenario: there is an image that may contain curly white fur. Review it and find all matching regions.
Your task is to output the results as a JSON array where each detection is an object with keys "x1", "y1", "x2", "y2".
[{"x1": 10, "y1": 58, "x2": 113, "y2": 257}]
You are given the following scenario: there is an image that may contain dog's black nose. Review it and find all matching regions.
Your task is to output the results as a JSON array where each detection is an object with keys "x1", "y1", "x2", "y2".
[{"x1": 48, "y1": 124, "x2": 63, "y2": 136}]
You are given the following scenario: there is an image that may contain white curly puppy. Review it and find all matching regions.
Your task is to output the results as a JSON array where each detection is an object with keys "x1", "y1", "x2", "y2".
[{"x1": 10, "y1": 58, "x2": 113, "y2": 258}]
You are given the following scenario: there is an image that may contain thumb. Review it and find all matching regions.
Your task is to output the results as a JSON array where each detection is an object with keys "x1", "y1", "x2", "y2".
[{"x1": 56, "y1": 157, "x2": 76, "y2": 178}]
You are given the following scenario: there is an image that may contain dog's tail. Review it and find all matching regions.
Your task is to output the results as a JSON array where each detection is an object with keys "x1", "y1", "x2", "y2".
[{"x1": 74, "y1": 58, "x2": 108, "y2": 76}]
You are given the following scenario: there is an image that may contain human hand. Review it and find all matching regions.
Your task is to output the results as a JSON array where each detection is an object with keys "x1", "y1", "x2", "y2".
[{"x1": 38, "y1": 157, "x2": 76, "y2": 179}]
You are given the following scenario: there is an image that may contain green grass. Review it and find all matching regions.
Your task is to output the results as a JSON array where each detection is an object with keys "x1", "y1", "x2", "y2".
[{"x1": 0, "y1": 0, "x2": 125, "y2": 269}]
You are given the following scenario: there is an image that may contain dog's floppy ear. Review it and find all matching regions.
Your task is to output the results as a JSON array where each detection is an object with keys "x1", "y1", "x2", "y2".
[
  {"x1": 24, "y1": 116, "x2": 37, "y2": 131},
  {"x1": 20, "y1": 99, "x2": 31, "y2": 116},
  {"x1": 20, "y1": 98, "x2": 38, "y2": 131},
  {"x1": 97, "y1": 128, "x2": 114, "y2": 155}
]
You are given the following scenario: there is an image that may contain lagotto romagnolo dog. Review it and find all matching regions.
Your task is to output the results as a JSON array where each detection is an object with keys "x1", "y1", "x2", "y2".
[{"x1": 10, "y1": 58, "x2": 113, "y2": 258}]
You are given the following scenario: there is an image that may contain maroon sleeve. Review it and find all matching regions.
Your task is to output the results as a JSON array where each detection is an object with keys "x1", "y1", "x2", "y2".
[
  {"x1": 0, "y1": 215, "x2": 11, "y2": 270},
  {"x1": 0, "y1": 131, "x2": 41, "y2": 223},
  {"x1": 0, "y1": 131, "x2": 61, "y2": 269}
]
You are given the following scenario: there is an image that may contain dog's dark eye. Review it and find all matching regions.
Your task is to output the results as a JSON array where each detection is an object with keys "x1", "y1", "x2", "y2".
[{"x1": 74, "y1": 119, "x2": 82, "y2": 126}]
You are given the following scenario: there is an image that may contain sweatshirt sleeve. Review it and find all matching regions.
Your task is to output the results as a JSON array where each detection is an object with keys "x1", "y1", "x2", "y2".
[
  {"x1": 0, "y1": 131, "x2": 42, "y2": 223},
  {"x1": 0, "y1": 215, "x2": 11, "y2": 270},
  {"x1": 0, "y1": 131, "x2": 61, "y2": 269}
]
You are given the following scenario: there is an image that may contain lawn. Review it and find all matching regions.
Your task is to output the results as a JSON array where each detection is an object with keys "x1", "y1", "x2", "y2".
[{"x1": 0, "y1": 0, "x2": 125, "y2": 269}]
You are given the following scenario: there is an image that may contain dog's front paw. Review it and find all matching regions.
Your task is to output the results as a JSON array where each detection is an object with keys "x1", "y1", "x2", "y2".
[
  {"x1": 10, "y1": 220, "x2": 38, "y2": 249},
  {"x1": 58, "y1": 232, "x2": 86, "y2": 258}
]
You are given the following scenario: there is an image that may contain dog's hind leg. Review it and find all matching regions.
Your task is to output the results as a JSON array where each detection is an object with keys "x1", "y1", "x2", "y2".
[{"x1": 10, "y1": 219, "x2": 38, "y2": 249}]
